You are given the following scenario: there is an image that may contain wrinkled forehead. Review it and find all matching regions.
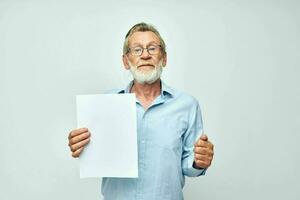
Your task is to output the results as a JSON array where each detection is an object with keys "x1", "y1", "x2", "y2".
[{"x1": 128, "y1": 31, "x2": 161, "y2": 47}]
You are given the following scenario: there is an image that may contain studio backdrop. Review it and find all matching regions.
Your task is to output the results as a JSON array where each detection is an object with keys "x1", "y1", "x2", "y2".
[{"x1": 0, "y1": 0, "x2": 299, "y2": 200}]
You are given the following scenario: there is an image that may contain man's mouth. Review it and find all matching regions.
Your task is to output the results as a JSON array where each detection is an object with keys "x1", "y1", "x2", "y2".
[{"x1": 138, "y1": 64, "x2": 154, "y2": 68}]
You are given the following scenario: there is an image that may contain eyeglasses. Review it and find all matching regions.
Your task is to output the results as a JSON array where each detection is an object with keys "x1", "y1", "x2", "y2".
[{"x1": 128, "y1": 45, "x2": 162, "y2": 56}]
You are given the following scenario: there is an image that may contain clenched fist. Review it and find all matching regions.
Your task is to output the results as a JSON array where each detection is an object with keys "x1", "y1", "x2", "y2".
[
  {"x1": 193, "y1": 134, "x2": 214, "y2": 169},
  {"x1": 68, "y1": 128, "x2": 91, "y2": 158}
]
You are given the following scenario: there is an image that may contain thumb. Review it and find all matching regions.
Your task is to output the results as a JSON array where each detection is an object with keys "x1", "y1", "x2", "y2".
[{"x1": 200, "y1": 134, "x2": 208, "y2": 141}]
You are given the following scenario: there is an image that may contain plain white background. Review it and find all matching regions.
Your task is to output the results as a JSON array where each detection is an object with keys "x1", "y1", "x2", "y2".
[{"x1": 0, "y1": 0, "x2": 299, "y2": 199}]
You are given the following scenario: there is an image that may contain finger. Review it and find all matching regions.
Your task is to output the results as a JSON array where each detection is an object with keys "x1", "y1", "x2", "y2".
[
  {"x1": 194, "y1": 154, "x2": 212, "y2": 163},
  {"x1": 194, "y1": 147, "x2": 214, "y2": 158},
  {"x1": 72, "y1": 147, "x2": 84, "y2": 158},
  {"x1": 194, "y1": 153, "x2": 207, "y2": 160},
  {"x1": 69, "y1": 131, "x2": 90, "y2": 146},
  {"x1": 195, "y1": 147, "x2": 214, "y2": 156},
  {"x1": 194, "y1": 160, "x2": 208, "y2": 168},
  {"x1": 194, "y1": 147, "x2": 211, "y2": 155},
  {"x1": 194, "y1": 134, "x2": 207, "y2": 146},
  {"x1": 206, "y1": 141, "x2": 214, "y2": 150},
  {"x1": 196, "y1": 140, "x2": 214, "y2": 149},
  {"x1": 195, "y1": 140, "x2": 209, "y2": 147},
  {"x1": 195, "y1": 159, "x2": 211, "y2": 168},
  {"x1": 195, "y1": 153, "x2": 213, "y2": 162},
  {"x1": 68, "y1": 128, "x2": 89, "y2": 139},
  {"x1": 70, "y1": 137, "x2": 90, "y2": 152},
  {"x1": 200, "y1": 134, "x2": 208, "y2": 141}
]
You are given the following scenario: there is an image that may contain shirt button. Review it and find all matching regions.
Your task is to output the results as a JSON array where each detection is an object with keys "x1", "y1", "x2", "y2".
[{"x1": 141, "y1": 140, "x2": 145, "y2": 144}]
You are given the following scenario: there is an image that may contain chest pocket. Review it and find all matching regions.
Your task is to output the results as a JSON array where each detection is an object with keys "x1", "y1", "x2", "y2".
[{"x1": 146, "y1": 117, "x2": 187, "y2": 151}]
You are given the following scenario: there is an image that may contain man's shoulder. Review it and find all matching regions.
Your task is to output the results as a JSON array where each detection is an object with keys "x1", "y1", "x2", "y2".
[{"x1": 168, "y1": 85, "x2": 200, "y2": 107}]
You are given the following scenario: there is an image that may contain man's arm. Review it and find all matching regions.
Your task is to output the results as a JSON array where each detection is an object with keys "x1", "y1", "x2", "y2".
[{"x1": 181, "y1": 101, "x2": 214, "y2": 177}]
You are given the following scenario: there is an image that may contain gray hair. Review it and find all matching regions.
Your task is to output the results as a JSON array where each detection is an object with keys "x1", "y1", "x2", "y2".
[{"x1": 123, "y1": 22, "x2": 166, "y2": 55}]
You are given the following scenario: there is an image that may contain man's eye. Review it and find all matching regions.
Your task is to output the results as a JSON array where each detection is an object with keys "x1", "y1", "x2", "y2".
[
  {"x1": 148, "y1": 47, "x2": 156, "y2": 51},
  {"x1": 133, "y1": 48, "x2": 142, "y2": 52}
]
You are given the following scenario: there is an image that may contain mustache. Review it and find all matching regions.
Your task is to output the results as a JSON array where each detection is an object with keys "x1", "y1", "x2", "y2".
[
  {"x1": 127, "y1": 59, "x2": 164, "y2": 68},
  {"x1": 137, "y1": 63, "x2": 155, "y2": 67}
]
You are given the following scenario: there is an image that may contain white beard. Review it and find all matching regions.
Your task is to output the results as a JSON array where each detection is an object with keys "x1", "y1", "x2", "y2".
[{"x1": 128, "y1": 60, "x2": 164, "y2": 84}]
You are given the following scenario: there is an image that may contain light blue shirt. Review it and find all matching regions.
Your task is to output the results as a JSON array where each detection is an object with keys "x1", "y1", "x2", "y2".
[{"x1": 102, "y1": 80, "x2": 206, "y2": 200}]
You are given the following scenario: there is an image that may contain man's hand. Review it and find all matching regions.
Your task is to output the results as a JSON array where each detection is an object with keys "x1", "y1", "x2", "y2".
[
  {"x1": 68, "y1": 128, "x2": 91, "y2": 158},
  {"x1": 193, "y1": 134, "x2": 214, "y2": 169}
]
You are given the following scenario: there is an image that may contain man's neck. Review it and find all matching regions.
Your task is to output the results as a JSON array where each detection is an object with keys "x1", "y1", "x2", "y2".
[{"x1": 130, "y1": 79, "x2": 161, "y2": 101}]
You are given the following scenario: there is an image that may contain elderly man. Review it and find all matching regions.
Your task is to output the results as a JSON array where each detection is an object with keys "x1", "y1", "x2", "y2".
[{"x1": 68, "y1": 22, "x2": 214, "y2": 200}]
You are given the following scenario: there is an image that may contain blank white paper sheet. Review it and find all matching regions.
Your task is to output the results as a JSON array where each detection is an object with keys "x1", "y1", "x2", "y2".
[{"x1": 76, "y1": 94, "x2": 138, "y2": 178}]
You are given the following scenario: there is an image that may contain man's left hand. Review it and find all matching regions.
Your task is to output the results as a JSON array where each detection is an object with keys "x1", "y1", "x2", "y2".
[{"x1": 193, "y1": 134, "x2": 214, "y2": 169}]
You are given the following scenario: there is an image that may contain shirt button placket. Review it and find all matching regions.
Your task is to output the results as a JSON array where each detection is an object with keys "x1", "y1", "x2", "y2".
[{"x1": 137, "y1": 111, "x2": 147, "y2": 200}]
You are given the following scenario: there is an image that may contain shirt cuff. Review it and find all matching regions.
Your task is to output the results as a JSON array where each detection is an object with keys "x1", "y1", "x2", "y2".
[{"x1": 184, "y1": 155, "x2": 207, "y2": 177}]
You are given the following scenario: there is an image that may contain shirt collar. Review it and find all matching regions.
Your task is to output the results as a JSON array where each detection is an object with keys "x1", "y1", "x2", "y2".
[{"x1": 117, "y1": 80, "x2": 174, "y2": 99}]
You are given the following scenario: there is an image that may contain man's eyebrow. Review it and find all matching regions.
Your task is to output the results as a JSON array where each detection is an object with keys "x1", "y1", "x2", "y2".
[
  {"x1": 130, "y1": 41, "x2": 160, "y2": 47},
  {"x1": 148, "y1": 41, "x2": 160, "y2": 46},
  {"x1": 130, "y1": 42, "x2": 142, "y2": 47}
]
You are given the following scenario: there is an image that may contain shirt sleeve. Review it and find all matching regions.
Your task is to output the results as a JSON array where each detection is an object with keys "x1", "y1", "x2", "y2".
[{"x1": 181, "y1": 100, "x2": 207, "y2": 177}]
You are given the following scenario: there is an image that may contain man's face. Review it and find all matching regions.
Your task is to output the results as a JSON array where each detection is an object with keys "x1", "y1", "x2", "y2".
[{"x1": 123, "y1": 31, "x2": 167, "y2": 84}]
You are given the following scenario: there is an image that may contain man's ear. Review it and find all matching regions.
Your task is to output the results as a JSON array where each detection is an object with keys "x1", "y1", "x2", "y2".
[
  {"x1": 162, "y1": 53, "x2": 167, "y2": 67},
  {"x1": 122, "y1": 54, "x2": 130, "y2": 70}
]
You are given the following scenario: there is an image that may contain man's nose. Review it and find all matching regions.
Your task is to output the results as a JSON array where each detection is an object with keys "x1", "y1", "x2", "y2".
[{"x1": 140, "y1": 48, "x2": 151, "y2": 59}]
